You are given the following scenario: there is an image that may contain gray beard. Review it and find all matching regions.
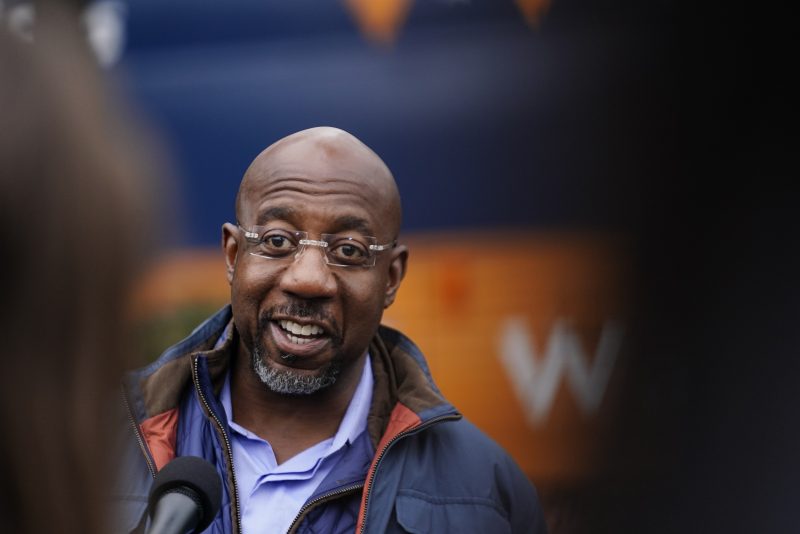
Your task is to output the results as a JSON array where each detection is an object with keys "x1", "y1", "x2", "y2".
[{"x1": 251, "y1": 344, "x2": 340, "y2": 395}]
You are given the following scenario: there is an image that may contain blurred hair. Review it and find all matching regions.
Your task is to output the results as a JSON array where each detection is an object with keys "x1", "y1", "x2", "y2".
[{"x1": 0, "y1": 7, "x2": 158, "y2": 534}]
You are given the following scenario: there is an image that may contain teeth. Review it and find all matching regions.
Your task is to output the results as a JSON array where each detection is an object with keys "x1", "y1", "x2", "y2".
[
  {"x1": 279, "y1": 320, "x2": 323, "y2": 337},
  {"x1": 288, "y1": 334, "x2": 314, "y2": 345}
]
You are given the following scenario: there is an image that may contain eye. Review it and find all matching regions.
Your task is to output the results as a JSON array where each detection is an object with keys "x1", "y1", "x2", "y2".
[
  {"x1": 258, "y1": 231, "x2": 297, "y2": 257},
  {"x1": 328, "y1": 239, "x2": 369, "y2": 265},
  {"x1": 267, "y1": 235, "x2": 288, "y2": 248}
]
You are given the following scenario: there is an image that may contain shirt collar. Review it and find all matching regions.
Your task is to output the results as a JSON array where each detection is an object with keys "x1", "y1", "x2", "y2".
[{"x1": 220, "y1": 354, "x2": 373, "y2": 455}]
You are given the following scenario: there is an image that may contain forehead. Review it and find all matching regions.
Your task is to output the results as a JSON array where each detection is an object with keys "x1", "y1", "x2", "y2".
[{"x1": 239, "y1": 148, "x2": 393, "y2": 237}]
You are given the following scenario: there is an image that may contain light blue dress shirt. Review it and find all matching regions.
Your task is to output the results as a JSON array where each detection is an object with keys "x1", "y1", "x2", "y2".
[{"x1": 220, "y1": 357, "x2": 373, "y2": 534}]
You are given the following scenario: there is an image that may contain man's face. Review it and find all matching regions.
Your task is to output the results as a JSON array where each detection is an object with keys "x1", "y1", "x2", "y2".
[{"x1": 224, "y1": 138, "x2": 404, "y2": 395}]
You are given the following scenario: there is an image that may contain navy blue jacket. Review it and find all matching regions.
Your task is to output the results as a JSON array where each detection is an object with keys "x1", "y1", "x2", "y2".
[{"x1": 114, "y1": 306, "x2": 546, "y2": 533}]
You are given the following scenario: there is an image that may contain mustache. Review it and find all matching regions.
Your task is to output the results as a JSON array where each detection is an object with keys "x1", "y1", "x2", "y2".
[
  {"x1": 263, "y1": 301, "x2": 333, "y2": 323},
  {"x1": 275, "y1": 301, "x2": 329, "y2": 320}
]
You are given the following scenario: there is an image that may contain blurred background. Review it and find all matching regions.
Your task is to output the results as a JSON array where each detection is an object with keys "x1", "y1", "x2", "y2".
[
  {"x1": 4, "y1": 0, "x2": 795, "y2": 532},
  {"x1": 110, "y1": 1, "x2": 640, "y2": 520}
]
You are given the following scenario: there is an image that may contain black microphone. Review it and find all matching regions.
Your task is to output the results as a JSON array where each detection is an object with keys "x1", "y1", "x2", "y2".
[{"x1": 146, "y1": 456, "x2": 222, "y2": 534}]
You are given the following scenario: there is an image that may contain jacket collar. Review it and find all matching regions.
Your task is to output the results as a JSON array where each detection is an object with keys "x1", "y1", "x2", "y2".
[{"x1": 124, "y1": 305, "x2": 460, "y2": 452}]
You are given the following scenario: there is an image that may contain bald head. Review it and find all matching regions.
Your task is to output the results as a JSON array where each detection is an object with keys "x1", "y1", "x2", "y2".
[
  {"x1": 236, "y1": 127, "x2": 402, "y2": 239},
  {"x1": 222, "y1": 127, "x2": 409, "y2": 400}
]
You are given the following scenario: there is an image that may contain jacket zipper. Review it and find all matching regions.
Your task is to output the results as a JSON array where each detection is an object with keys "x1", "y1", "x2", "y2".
[
  {"x1": 286, "y1": 482, "x2": 364, "y2": 534},
  {"x1": 122, "y1": 387, "x2": 156, "y2": 478},
  {"x1": 125, "y1": 369, "x2": 458, "y2": 533},
  {"x1": 192, "y1": 355, "x2": 244, "y2": 534},
  {"x1": 358, "y1": 413, "x2": 461, "y2": 534}
]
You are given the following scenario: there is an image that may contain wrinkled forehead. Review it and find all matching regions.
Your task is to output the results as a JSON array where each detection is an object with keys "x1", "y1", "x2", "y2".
[{"x1": 238, "y1": 141, "x2": 400, "y2": 238}]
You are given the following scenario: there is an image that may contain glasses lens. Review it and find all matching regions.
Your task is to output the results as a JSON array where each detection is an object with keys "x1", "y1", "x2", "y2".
[
  {"x1": 252, "y1": 229, "x2": 300, "y2": 259},
  {"x1": 323, "y1": 235, "x2": 375, "y2": 267}
]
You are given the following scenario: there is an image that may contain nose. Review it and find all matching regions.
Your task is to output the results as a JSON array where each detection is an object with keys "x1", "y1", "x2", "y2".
[{"x1": 278, "y1": 245, "x2": 337, "y2": 299}]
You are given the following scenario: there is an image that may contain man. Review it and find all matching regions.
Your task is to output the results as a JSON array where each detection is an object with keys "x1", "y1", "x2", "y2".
[{"x1": 116, "y1": 127, "x2": 546, "y2": 533}]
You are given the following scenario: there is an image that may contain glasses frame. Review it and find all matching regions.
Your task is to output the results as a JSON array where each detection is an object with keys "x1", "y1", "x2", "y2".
[{"x1": 238, "y1": 225, "x2": 396, "y2": 268}]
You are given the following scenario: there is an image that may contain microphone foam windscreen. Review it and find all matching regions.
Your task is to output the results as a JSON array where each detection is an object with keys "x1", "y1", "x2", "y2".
[{"x1": 148, "y1": 456, "x2": 223, "y2": 529}]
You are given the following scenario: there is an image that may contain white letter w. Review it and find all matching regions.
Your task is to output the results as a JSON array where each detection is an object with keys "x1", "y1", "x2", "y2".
[{"x1": 498, "y1": 318, "x2": 623, "y2": 427}]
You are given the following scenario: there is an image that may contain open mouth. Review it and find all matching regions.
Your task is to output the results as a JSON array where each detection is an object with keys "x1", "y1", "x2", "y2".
[
  {"x1": 277, "y1": 319, "x2": 325, "y2": 345},
  {"x1": 269, "y1": 319, "x2": 330, "y2": 359}
]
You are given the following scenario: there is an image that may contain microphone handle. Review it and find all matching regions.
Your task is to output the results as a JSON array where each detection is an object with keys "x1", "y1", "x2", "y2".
[{"x1": 146, "y1": 491, "x2": 203, "y2": 534}]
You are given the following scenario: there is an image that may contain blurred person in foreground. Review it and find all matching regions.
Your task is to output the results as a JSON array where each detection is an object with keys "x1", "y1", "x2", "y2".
[
  {"x1": 0, "y1": 7, "x2": 155, "y2": 534},
  {"x1": 116, "y1": 127, "x2": 546, "y2": 533}
]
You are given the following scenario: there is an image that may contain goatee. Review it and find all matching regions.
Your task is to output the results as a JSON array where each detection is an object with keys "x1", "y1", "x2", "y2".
[
  {"x1": 250, "y1": 304, "x2": 343, "y2": 395},
  {"x1": 251, "y1": 344, "x2": 341, "y2": 395}
]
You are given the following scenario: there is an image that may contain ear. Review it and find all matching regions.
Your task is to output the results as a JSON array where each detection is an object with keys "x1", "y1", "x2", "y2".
[
  {"x1": 222, "y1": 223, "x2": 239, "y2": 285},
  {"x1": 383, "y1": 244, "x2": 408, "y2": 309}
]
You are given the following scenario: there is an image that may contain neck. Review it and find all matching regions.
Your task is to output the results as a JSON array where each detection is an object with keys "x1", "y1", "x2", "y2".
[{"x1": 230, "y1": 343, "x2": 366, "y2": 464}]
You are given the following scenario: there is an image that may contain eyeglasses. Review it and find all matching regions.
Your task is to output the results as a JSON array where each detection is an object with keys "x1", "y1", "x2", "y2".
[{"x1": 239, "y1": 225, "x2": 396, "y2": 268}]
